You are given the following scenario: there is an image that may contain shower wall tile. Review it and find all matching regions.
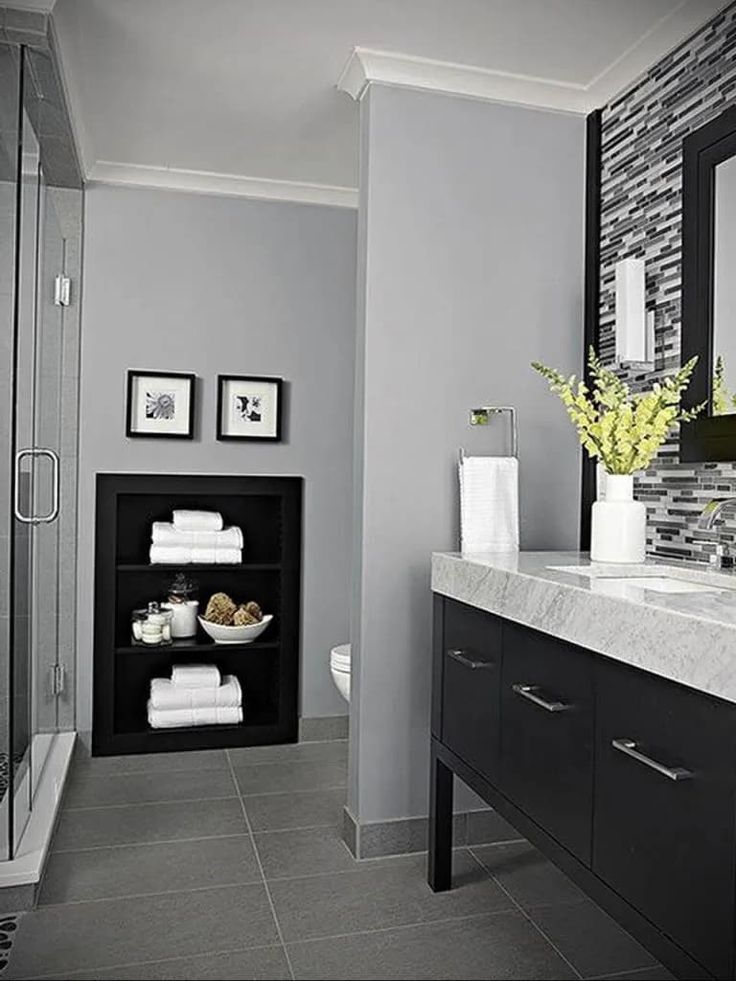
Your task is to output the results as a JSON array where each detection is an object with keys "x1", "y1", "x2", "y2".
[{"x1": 599, "y1": 3, "x2": 736, "y2": 563}]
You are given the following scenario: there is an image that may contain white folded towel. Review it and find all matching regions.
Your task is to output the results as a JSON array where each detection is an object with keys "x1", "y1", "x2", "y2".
[
  {"x1": 172, "y1": 510, "x2": 223, "y2": 532},
  {"x1": 151, "y1": 522, "x2": 244, "y2": 548},
  {"x1": 149, "y1": 545, "x2": 242, "y2": 565},
  {"x1": 171, "y1": 664, "x2": 221, "y2": 689},
  {"x1": 150, "y1": 674, "x2": 242, "y2": 710},
  {"x1": 459, "y1": 456, "x2": 519, "y2": 552},
  {"x1": 147, "y1": 702, "x2": 243, "y2": 729}
]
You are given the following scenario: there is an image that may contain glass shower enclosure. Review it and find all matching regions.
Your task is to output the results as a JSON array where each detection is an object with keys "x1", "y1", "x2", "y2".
[{"x1": 0, "y1": 33, "x2": 82, "y2": 868}]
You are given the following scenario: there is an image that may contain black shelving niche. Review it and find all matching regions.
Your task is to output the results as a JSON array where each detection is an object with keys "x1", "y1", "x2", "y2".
[{"x1": 93, "y1": 473, "x2": 302, "y2": 755}]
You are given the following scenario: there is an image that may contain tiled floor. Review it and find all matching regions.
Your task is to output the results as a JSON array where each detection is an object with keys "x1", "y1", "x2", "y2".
[{"x1": 3, "y1": 737, "x2": 674, "y2": 980}]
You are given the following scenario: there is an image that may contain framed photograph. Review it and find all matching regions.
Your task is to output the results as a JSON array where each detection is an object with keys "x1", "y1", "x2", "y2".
[
  {"x1": 126, "y1": 371, "x2": 196, "y2": 439},
  {"x1": 217, "y1": 375, "x2": 283, "y2": 442}
]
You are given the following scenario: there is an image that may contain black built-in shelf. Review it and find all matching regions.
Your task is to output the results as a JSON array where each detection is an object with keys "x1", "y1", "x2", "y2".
[{"x1": 93, "y1": 473, "x2": 302, "y2": 755}]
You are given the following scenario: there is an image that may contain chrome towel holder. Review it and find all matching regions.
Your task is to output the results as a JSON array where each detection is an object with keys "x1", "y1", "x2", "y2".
[{"x1": 459, "y1": 405, "x2": 518, "y2": 461}]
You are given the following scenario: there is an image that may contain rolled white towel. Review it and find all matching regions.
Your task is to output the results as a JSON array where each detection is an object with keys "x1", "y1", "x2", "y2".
[
  {"x1": 172, "y1": 510, "x2": 223, "y2": 532},
  {"x1": 149, "y1": 545, "x2": 242, "y2": 565},
  {"x1": 150, "y1": 675, "x2": 242, "y2": 710},
  {"x1": 147, "y1": 702, "x2": 243, "y2": 729},
  {"x1": 171, "y1": 664, "x2": 221, "y2": 689},
  {"x1": 151, "y1": 522, "x2": 244, "y2": 549}
]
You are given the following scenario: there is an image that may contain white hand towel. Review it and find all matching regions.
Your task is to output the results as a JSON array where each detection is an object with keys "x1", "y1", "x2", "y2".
[
  {"x1": 460, "y1": 456, "x2": 519, "y2": 552},
  {"x1": 171, "y1": 664, "x2": 221, "y2": 689},
  {"x1": 149, "y1": 545, "x2": 242, "y2": 565},
  {"x1": 171, "y1": 510, "x2": 223, "y2": 532},
  {"x1": 151, "y1": 523, "x2": 244, "y2": 549},
  {"x1": 150, "y1": 675, "x2": 242, "y2": 710},
  {"x1": 147, "y1": 702, "x2": 243, "y2": 729}
]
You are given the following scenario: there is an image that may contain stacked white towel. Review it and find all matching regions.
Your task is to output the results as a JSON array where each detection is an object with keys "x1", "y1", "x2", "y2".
[
  {"x1": 147, "y1": 664, "x2": 243, "y2": 729},
  {"x1": 148, "y1": 510, "x2": 243, "y2": 564},
  {"x1": 459, "y1": 456, "x2": 519, "y2": 552}
]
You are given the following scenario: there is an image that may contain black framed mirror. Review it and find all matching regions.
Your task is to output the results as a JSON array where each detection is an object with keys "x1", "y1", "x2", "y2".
[{"x1": 681, "y1": 106, "x2": 736, "y2": 461}]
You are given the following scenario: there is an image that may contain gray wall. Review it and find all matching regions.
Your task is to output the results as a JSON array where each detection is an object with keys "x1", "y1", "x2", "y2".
[
  {"x1": 77, "y1": 184, "x2": 357, "y2": 736},
  {"x1": 350, "y1": 84, "x2": 585, "y2": 824}
]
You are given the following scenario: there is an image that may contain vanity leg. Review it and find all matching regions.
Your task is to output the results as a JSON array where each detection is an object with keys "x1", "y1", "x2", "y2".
[{"x1": 428, "y1": 747, "x2": 453, "y2": 891}]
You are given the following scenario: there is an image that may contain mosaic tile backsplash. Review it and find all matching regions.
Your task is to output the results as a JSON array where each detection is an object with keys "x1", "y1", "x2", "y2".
[{"x1": 598, "y1": 2, "x2": 736, "y2": 564}]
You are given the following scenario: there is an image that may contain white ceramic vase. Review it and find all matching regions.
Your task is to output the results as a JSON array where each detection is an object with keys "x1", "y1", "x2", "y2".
[{"x1": 590, "y1": 473, "x2": 646, "y2": 564}]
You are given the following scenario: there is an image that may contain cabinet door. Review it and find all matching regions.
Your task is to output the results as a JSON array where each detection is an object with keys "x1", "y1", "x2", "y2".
[
  {"x1": 594, "y1": 661, "x2": 736, "y2": 980},
  {"x1": 441, "y1": 600, "x2": 502, "y2": 782},
  {"x1": 501, "y1": 622, "x2": 594, "y2": 863}
]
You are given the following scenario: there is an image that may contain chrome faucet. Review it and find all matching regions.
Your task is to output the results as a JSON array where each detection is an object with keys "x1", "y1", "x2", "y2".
[{"x1": 698, "y1": 498, "x2": 736, "y2": 569}]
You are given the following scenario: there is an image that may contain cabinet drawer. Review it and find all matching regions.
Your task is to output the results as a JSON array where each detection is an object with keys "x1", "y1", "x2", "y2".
[
  {"x1": 500, "y1": 622, "x2": 594, "y2": 863},
  {"x1": 593, "y1": 661, "x2": 736, "y2": 980},
  {"x1": 441, "y1": 600, "x2": 501, "y2": 781}
]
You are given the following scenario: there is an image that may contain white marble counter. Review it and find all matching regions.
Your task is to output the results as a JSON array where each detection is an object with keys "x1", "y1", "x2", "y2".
[{"x1": 431, "y1": 551, "x2": 736, "y2": 705}]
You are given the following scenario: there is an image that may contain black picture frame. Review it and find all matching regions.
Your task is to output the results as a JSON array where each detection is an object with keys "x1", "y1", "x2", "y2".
[
  {"x1": 216, "y1": 374, "x2": 283, "y2": 442},
  {"x1": 681, "y1": 106, "x2": 736, "y2": 462},
  {"x1": 126, "y1": 370, "x2": 196, "y2": 440}
]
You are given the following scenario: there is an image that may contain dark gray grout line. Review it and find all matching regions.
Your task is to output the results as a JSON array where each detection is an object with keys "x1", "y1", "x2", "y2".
[
  {"x1": 62, "y1": 793, "x2": 240, "y2": 812},
  {"x1": 36, "y1": 877, "x2": 266, "y2": 910},
  {"x1": 224, "y1": 747, "x2": 297, "y2": 981}
]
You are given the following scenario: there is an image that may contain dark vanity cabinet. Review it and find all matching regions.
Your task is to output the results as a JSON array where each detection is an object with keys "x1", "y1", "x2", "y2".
[
  {"x1": 500, "y1": 622, "x2": 594, "y2": 864},
  {"x1": 430, "y1": 596, "x2": 736, "y2": 981}
]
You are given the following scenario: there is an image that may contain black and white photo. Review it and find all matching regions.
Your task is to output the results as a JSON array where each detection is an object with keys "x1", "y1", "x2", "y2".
[
  {"x1": 217, "y1": 375, "x2": 283, "y2": 441},
  {"x1": 126, "y1": 371, "x2": 196, "y2": 438}
]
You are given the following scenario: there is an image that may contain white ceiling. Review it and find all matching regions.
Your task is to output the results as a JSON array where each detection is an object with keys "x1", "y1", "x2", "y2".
[{"x1": 40, "y1": 0, "x2": 731, "y2": 205}]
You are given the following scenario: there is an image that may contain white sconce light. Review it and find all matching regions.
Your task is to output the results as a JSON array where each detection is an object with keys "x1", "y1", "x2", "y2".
[{"x1": 615, "y1": 258, "x2": 654, "y2": 369}]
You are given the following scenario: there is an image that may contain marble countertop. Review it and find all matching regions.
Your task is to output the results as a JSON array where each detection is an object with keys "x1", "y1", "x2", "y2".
[{"x1": 431, "y1": 551, "x2": 736, "y2": 705}]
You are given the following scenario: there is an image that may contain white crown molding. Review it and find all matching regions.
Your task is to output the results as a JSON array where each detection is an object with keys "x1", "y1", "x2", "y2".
[
  {"x1": 337, "y1": 47, "x2": 590, "y2": 114},
  {"x1": 88, "y1": 161, "x2": 359, "y2": 209},
  {"x1": 337, "y1": 0, "x2": 733, "y2": 114}
]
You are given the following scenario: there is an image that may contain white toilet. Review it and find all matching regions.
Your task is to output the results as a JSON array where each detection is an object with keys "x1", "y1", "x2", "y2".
[{"x1": 330, "y1": 643, "x2": 351, "y2": 702}]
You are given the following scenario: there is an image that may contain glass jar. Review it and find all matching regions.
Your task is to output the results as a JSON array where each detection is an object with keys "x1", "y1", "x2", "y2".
[
  {"x1": 163, "y1": 573, "x2": 200, "y2": 639},
  {"x1": 131, "y1": 602, "x2": 173, "y2": 646}
]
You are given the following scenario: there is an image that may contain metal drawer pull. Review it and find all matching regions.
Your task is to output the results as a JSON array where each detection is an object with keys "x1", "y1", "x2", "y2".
[
  {"x1": 612, "y1": 739, "x2": 693, "y2": 782},
  {"x1": 512, "y1": 684, "x2": 571, "y2": 713},
  {"x1": 446, "y1": 649, "x2": 495, "y2": 670}
]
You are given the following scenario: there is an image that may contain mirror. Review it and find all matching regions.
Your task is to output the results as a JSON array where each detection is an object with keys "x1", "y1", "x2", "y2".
[
  {"x1": 713, "y1": 155, "x2": 736, "y2": 414},
  {"x1": 681, "y1": 106, "x2": 736, "y2": 461}
]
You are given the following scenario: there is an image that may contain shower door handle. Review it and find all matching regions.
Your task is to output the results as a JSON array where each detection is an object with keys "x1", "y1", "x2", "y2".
[{"x1": 14, "y1": 448, "x2": 60, "y2": 524}]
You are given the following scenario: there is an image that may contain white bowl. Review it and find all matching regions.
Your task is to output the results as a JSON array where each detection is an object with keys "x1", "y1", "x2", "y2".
[{"x1": 198, "y1": 614, "x2": 273, "y2": 645}]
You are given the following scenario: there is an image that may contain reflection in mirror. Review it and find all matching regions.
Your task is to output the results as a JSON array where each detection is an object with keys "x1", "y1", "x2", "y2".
[{"x1": 712, "y1": 155, "x2": 736, "y2": 415}]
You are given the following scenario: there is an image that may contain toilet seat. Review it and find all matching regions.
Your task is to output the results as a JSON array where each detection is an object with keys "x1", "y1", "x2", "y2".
[{"x1": 330, "y1": 644, "x2": 351, "y2": 702}]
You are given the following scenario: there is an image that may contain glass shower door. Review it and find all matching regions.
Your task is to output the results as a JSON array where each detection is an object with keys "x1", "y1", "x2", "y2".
[{"x1": 11, "y1": 111, "x2": 64, "y2": 854}]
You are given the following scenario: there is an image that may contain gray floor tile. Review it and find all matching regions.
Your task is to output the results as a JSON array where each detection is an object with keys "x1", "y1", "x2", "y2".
[
  {"x1": 287, "y1": 910, "x2": 577, "y2": 980},
  {"x1": 52, "y1": 797, "x2": 247, "y2": 850},
  {"x1": 244, "y1": 788, "x2": 345, "y2": 832},
  {"x1": 233, "y1": 759, "x2": 347, "y2": 795},
  {"x1": 229, "y1": 740, "x2": 347, "y2": 767},
  {"x1": 529, "y1": 900, "x2": 657, "y2": 978},
  {"x1": 269, "y1": 850, "x2": 514, "y2": 941},
  {"x1": 63, "y1": 768, "x2": 237, "y2": 808},
  {"x1": 471, "y1": 840, "x2": 585, "y2": 909},
  {"x1": 46, "y1": 944, "x2": 291, "y2": 980},
  {"x1": 72, "y1": 748, "x2": 229, "y2": 777},
  {"x1": 40, "y1": 835, "x2": 260, "y2": 905},
  {"x1": 6, "y1": 883, "x2": 279, "y2": 979},
  {"x1": 254, "y1": 825, "x2": 357, "y2": 879}
]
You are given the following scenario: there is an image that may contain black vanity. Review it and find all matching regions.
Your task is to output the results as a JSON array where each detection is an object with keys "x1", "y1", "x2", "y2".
[{"x1": 429, "y1": 553, "x2": 736, "y2": 981}]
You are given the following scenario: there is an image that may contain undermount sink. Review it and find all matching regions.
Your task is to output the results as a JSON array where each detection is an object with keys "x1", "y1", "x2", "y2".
[
  {"x1": 547, "y1": 565, "x2": 726, "y2": 595},
  {"x1": 594, "y1": 576, "x2": 722, "y2": 594}
]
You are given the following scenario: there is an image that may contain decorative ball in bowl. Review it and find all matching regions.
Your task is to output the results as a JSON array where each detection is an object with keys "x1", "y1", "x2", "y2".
[{"x1": 198, "y1": 614, "x2": 273, "y2": 645}]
